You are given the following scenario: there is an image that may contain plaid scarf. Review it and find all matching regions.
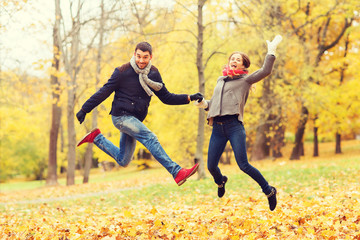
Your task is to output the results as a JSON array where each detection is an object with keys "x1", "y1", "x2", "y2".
[{"x1": 130, "y1": 56, "x2": 163, "y2": 96}]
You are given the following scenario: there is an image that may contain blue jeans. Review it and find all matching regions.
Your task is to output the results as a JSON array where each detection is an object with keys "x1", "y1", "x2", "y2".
[
  {"x1": 207, "y1": 118, "x2": 272, "y2": 195},
  {"x1": 93, "y1": 115, "x2": 181, "y2": 178}
]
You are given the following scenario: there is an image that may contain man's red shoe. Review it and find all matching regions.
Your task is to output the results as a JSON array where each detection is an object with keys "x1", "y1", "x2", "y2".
[
  {"x1": 77, "y1": 128, "x2": 101, "y2": 147},
  {"x1": 174, "y1": 163, "x2": 199, "y2": 186}
]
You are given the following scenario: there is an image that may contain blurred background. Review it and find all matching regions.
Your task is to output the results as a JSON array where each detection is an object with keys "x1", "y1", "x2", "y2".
[{"x1": 1, "y1": 0, "x2": 359, "y2": 186}]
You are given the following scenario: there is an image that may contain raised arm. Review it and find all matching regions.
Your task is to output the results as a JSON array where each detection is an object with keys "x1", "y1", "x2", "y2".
[{"x1": 246, "y1": 35, "x2": 282, "y2": 85}]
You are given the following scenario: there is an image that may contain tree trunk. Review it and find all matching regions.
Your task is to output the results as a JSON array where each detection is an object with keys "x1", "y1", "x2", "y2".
[
  {"x1": 224, "y1": 144, "x2": 231, "y2": 164},
  {"x1": 46, "y1": 0, "x2": 62, "y2": 186},
  {"x1": 83, "y1": 0, "x2": 105, "y2": 184},
  {"x1": 272, "y1": 116, "x2": 285, "y2": 158},
  {"x1": 251, "y1": 74, "x2": 273, "y2": 161},
  {"x1": 335, "y1": 133, "x2": 342, "y2": 154},
  {"x1": 251, "y1": 120, "x2": 270, "y2": 161},
  {"x1": 66, "y1": 89, "x2": 77, "y2": 186},
  {"x1": 300, "y1": 141, "x2": 304, "y2": 156},
  {"x1": 290, "y1": 106, "x2": 309, "y2": 160},
  {"x1": 334, "y1": 34, "x2": 348, "y2": 156},
  {"x1": 313, "y1": 124, "x2": 319, "y2": 157},
  {"x1": 220, "y1": 144, "x2": 231, "y2": 165},
  {"x1": 66, "y1": 2, "x2": 81, "y2": 186},
  {"x1": 194, "y1": 0, "x2": 206, "y2": 179}
]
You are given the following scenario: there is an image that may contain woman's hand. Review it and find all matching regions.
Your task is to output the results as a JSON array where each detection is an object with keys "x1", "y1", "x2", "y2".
[
  {"x1": 193, "y1": 98, "x2": 208, "y2": 109},
  {"x1": 266, "y1": 35, "x2": 282, "y2": 56}
]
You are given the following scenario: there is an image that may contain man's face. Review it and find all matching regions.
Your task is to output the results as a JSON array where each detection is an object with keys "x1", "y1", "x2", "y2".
[{"x1": 134, "y1": 49, "x2": 152, "y2": 69}]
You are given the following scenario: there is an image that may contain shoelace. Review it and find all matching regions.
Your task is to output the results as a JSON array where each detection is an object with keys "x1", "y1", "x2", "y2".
[
  {"x1": 266, "y1": 188, "x2": 275, "y2": 198},
  {"x1": 218, "y1": 180, "x2": 226, "y2": 188}
]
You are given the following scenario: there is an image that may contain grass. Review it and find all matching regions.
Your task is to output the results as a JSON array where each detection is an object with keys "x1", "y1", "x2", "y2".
[
  {"x1": 1, "y1": 140, "x2": 359, "y2": 206},
  {"x1": 1, "y1": 139, "x2": 359, "y2": 193},
  {"x1": 1, "y1": 140, "x2": 359, "y2": 239}
]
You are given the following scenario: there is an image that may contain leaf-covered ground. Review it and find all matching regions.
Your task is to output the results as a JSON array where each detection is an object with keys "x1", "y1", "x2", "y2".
[{"x1": 1, "y1": 143, "x2": 360, "y2": 239}]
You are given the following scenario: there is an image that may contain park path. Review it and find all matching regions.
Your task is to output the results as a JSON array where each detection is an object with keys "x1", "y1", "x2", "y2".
[{"x1": 0, "y1": 185, "x2": 146, "y2": 206}]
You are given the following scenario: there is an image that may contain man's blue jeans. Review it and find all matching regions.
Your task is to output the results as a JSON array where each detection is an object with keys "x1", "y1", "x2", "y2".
[
  {"x1": 93, "y1": 115, "x2": 181, "y2": 178},
  {"x1": 207, "y1": 118, "x2": 272, "y2": 195}
]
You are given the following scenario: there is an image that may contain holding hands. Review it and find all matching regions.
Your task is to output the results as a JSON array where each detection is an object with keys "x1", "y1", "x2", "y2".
[
  {"x1": 266, "y1": 35, "x2": 282, "y2": 56},
  {"x1": 189, "y1": 93, "x2": 204, "y2": 102},
  {"x1": 194, "y1": 98, "x2": 208, "y2": 109}
]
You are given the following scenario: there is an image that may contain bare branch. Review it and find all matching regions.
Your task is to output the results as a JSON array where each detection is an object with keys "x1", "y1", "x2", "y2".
[
  {"x1": 174, "y1": 0, "x2": 197, "y2": 19},
  {"x1": 204, "y1": 51, "x2": 226, "y2": 69},
  {"x1": 316, "y1": 18, "x2": 353, "y2": 65}
]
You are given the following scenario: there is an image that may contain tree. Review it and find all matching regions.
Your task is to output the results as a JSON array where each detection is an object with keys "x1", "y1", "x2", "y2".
[
  {"x1": 83, "y1": 0, "x2": 107, "y2": 183},
  {"x1": 46, "y1": 0, "x2": 62, "y2": 186},
  {"x1": 170, "y1": 0, "x2": 230, "y2": 178},
  {"x1": 229, "y1": 0, "x2": 288, "y2": 161},
  {"x1": 193, "y1": 0, "x2": 207, "y2": 178},
  {"x1": 54, "y1": 0, "x2": 99, "y2": 185},
  {"x1": 286, "y1": 1, "x2": 353, "y2": 159}
]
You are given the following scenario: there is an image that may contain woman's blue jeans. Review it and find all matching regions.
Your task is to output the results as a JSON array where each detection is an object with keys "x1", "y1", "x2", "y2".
[
  {"x1": 207, "y1": 118, "x2": 272, "y2": 195},
  {"x1": 93, "y1": 115, "x2": 181, "y2": 178}
]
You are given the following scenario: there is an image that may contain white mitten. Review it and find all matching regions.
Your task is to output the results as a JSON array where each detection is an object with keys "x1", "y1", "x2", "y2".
[
  {"x1": 193, "y1": 98, "x2": 208, "y2": 109},
  {"x1": 266, "y1": 35, "x2": 282, "y2": 56}
]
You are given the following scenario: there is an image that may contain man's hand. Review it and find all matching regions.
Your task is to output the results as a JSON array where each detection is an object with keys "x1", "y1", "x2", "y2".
[
  {"x1": 189, "y1": 93, "x2": 203, "y2": 102},
  {"x1": 76, "y1": 109, "x2": 86, "y2": 124}
]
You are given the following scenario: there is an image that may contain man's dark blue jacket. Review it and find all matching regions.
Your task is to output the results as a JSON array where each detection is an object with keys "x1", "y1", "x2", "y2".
[{"x1": 81, "y1": 63, "x2": 189, "y2": 121}]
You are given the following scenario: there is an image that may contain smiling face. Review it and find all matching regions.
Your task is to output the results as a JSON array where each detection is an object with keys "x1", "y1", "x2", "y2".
[
  {"x1": 134, "y1": 49, "x2": 152, "y2": 69},
  {"x1": 228, "y1": 53, "x2": 245, "y2": 71}
]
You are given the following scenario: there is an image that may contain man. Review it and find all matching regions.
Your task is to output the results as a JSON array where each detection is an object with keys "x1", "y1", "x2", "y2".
[{"x1": 76, "y1": 42, "x2": 202, "y2": 186}]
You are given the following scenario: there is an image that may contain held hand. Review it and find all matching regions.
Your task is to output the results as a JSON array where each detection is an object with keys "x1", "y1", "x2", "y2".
[
  {"x1": 193, "y1": 98, "x2": 208, "y2": 109},
  {"x1": 189, "y1": 92, "x2": 203, "y2": 102},
  {"x1": 266, "y1": 35, "x2": 282, "y2": 56},
  {"x1": 76, "y1": 109, "x2": 86, "y2": 124}
]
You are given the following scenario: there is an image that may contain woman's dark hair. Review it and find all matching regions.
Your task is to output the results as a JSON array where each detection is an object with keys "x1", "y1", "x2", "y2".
[
  {"x1": 228, "y1": 51, "x2": 251, "y2": 69},
  {"x1": 135, "y1": 42, "x2": 152, "y2": 55}
]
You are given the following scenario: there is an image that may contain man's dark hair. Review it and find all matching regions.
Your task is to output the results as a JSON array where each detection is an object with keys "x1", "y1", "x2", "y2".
[{"x1": 135, "y1": 42, "x2": 152, "y2": 55}]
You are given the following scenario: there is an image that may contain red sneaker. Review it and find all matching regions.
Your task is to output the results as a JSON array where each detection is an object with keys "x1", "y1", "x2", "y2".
[
  {"x1": 174, "y1": 163, "x2": 199, "y2": 186},
  {"x1": 77, "y1": 128, "x2": 101, "y2": 147}
]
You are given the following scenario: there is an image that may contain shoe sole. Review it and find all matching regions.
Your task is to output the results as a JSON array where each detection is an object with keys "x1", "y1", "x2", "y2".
[
  {"x1": 177, "y1": 164, "x2": 199, "y2": 186},
  {"x1": 77, "y1": 128, "x2": 99, "y2": 147}
]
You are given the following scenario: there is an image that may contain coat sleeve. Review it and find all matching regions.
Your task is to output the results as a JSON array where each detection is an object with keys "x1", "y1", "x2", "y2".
[
  {"x1": 245, "y1": 54, "x2": 276, "y2": 85},
  {"x1": 81, "y1": 68, "x2": 120, "y2": 113},
  {"x1": 153, "y1": 71, "x2": 189, "y2": 105}
]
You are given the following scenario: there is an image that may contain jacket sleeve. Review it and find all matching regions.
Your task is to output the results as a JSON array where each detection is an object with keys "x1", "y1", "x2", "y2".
[
  {"x1": 153, "y1": 71, "x2": 189, "y2": 105},
  {"x1": 81, "y1": 68, "x2": 120, "y2": 113},
  {"x1": 245, "y1": 54, "x2": 276, "y2": 85}
]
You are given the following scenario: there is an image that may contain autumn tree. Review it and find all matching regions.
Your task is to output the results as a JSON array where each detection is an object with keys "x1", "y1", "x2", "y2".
[
  {"x1": 168, "y1": 0, "x2": 232, "y2": 178},
  {"x1": 54, "y1": 0, "x2": 99, "y2": 185},
  {"x1": 286, "y1": 0, "x2": 354, "y2": 159},
  {"x1": 46, "y1": 0, "x2": 62, "y2": 186},
  {"x1": 315, "y1": 17, "x2": 360, "y2": 153},
  {"x1": 228, "y1": 0, "x2": 289, "y2": 161}
]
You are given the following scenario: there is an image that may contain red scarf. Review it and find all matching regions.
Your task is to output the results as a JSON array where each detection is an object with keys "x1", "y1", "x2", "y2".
[{"x1": 222, "y1": 66, "x2": 248, "y2": 77}]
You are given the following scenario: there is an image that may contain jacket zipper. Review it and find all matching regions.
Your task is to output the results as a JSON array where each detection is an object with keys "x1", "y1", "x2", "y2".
[{"x1": 219, "y1": 80, "x2": 225, "y2": 116}]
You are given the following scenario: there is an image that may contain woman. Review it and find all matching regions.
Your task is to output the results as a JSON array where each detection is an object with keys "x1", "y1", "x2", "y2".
[{"x1": 195, "y1": 35, "x2": 282, "y2": 211}]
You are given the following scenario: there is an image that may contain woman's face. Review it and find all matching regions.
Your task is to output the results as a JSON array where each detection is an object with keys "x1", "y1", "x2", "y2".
[{"x1": 229, "y1": 53, "x2": 245, "y2": 70}]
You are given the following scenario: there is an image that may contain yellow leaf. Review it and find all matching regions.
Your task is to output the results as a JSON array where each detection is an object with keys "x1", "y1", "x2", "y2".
[
  {"x1": 154, "y1": 219, "x2": 163, "y2": 227},
  {"x1": 150, "y1": 207, "x2": 158, "y2": 215},
  {"x1": 124, "y1": 210, "x2": 133, "y2": 218}
]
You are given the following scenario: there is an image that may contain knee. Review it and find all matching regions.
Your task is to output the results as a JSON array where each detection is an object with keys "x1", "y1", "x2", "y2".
[
  {"x1": 207, "y1": 162, "x2": 217, "y2": 174},
  {"x1": 239, "y1": 162, "x2": 252, "y2": 173},
  {"x1": 115, "y1": 155, "x2": 132, "y2": 167}
]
